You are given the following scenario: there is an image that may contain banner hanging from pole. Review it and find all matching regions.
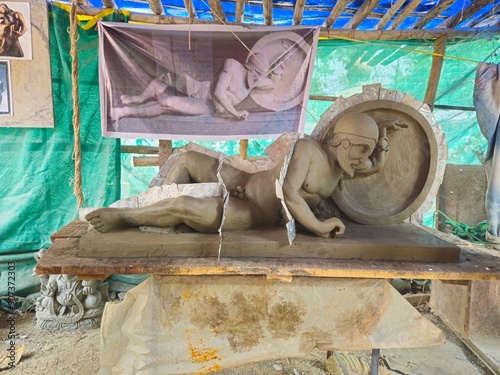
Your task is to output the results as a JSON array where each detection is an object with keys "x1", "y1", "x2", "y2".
[{"x1": 98, "y1": 22, "x2": 319, "y2": 140}]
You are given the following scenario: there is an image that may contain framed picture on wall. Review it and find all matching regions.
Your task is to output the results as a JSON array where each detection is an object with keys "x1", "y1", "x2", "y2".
[
  {"x1": 98, "y1": 23, "x2": 320, "y2": 140},
  {"x1": 0, "y1": 60, "x2": 12, "y2": 116},
  {"x1": 0, "y1": 0, "x2": 53, "y2": 128},
  {"x1": 0, "y1": 2, "x2": 32, "y2": 60}
]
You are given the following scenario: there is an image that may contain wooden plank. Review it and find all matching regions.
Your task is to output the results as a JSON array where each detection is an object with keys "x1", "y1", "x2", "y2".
[
  {"x1": 76, "y1": 224, "x2": 461, "y2": 262},
  {"x1": 35, "y1": 237, "x2": 500, "y2": 280},
  {"x1": 133, "y1": 156, "x2": 158, "y2": 167},
  {"x1": 293, "y1": 0, "x2": 306, "y2": 26},
  {"x1": 50, "y1": 219, "x2": 89, "y2": 242},
  {"x1": 387, "y1": 0, "x2": 423, "y2": 30},
  {"x1": 147, "y1": 0, "x2": 164, "y2": 15},
  {"x1": 324, "y1": 0, "x2": 349, "y2": 29},
  {"x1": 410, "y1": 0, "x2": 455, "y2": 29},
  {"x1": 207, "y1": 0, "x2": 226, "y2": 22},
  {"x1": 120, "y1": 145, "x2": 159, "y2": 154},
  {"x1": 424, "y1": 35, "x2": 447, "y2": 110},
  {"x1": 376, "y1": 0, "x2": 406, "y2": 30},
  {"x1": 158, "y1": 139, "x2": 172, "y2": 168},
  {"x1": 235, "y1": 0, "x2": 245, "y2": 23},
  {"x1": 262, "y1": 0, "x2": 273, "y2": 25},
  {"x1": 37, "y1": 222, "x2": 500, "y2": 280},
  {"x1": 439, "y1": 0, "x2": 494, "y2": 29},
  {"x1": 343, "y1": 0, "x2": 378, "y2": 29}
]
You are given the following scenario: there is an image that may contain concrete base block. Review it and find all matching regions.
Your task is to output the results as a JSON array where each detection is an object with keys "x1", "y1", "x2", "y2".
[{"x1": 100, "y1": 276, "x2": 444, "y2": 374}]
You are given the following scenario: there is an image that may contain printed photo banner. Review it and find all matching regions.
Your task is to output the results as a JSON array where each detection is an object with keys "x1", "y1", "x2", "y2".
[{"x1": 98, "y1": 22, "x2": 319, "y2": 140}]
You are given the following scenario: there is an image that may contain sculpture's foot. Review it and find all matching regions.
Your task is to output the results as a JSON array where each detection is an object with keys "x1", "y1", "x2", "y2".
[
  {"x1": 120, "y1": 94, "x2": 142, "y2": 105},
  {"x1": 109, "y1": 107, "x2": 129, "y2": 121},
  {"x1": 86, "y1": 208, "x2": 129, "y2": 233}
]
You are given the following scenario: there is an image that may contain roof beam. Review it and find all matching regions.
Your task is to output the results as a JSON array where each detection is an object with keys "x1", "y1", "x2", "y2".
[
  {"x1": 102, "y1": 0, "x2": 115, "y2": 8},
  {"x1": 262, "y1": 0, "x2": 273, "y2": 25},
  {"x1": 410, "y1": 0, "x2": 455, "y2": 29},
  {"x1": 324, "y1": 0, "x2": 349, "y2": 29},
  {"x1": 183, "y1": 0, "x2": 196, "y2": 21},
  {"x1": 439, "y1": 0, "x2": 494, "y2": 29},
  {"x1": 376, "y1": 0, "x2": 405, "y2": 30},
  {"x1": 387, "y1": 0, "x2": 422, "y2": 30},
  {"x1": 72, "y1": 4, "x2": 500, "y2": 40},
  {"x1": 293, "y1": 0, "x2": 306, "y2": 26},
  {"x1": 343, "y1": 0, "x2": 379, "y2": 29},
  {"x1": 235, "y1": 0, "x2": 245, "y2": 23},
  {"x1": 207, "y1": 0, "x2": 226, "y2": 22},
  {"x1": 463, "y1": 2, "x2": 500, "y2": 27},
  {"x1": 147, "y1": 0, "x2": 164, "y2": 15}
]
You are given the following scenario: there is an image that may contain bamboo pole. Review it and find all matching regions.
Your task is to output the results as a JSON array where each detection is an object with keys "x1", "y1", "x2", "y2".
[
  {"x1": 120, "y1": 145, "x2": 159, "y2": 154},
  {"x1": 70, "y1": 6, "x2": 500, "y2": 40},
  {"x1": 424, "y1": 36, "x2": 447, "y2": 111}
]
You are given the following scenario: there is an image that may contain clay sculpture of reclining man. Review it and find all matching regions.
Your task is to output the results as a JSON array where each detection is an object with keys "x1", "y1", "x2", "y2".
[{"x1": 87, "y1": 113, "x2": 406, "y2": 238}]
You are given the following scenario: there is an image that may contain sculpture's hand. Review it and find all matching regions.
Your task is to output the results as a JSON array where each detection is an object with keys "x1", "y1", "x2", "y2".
[
  {"x1": 236, "y1": 110, "x2": 249, "y2": 120},
  {"x1": 318, "y1": 217, "x2": 345, "y2": 239},
  {"x1": 378, "y1": 120, "x2": 409, "y2": 132}
]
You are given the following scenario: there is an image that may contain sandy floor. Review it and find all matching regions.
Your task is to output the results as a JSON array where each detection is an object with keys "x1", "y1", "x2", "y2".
[{"x1": 0, "y1": 306, "x2": 493, "y2": 375}]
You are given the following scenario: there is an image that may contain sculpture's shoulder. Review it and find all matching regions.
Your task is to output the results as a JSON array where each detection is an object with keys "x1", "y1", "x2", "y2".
[{"x1": 293, "y1": 137, "x2": 324, "y2": 156}]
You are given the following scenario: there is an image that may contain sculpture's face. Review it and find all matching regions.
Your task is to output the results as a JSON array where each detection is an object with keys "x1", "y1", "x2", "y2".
[{"x1": 336, "y1": 137, "x2": 374, "y2": 177}]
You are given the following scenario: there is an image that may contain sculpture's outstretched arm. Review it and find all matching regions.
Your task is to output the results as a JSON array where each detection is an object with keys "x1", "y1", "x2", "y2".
[{"x1": 355, "y1": 120, "x2": 408, "y2": 177}]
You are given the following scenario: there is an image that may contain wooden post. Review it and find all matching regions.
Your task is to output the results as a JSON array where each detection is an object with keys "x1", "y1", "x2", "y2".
[
  {"x1": 239, "y1": 139, "x2": 249, "y2": 160},
  {"x1": 158, "y1": 140, "x2": 172, "y2": 168},
  {"x1": 424, "y1": 36, "x2": 447, "y2": 111}
]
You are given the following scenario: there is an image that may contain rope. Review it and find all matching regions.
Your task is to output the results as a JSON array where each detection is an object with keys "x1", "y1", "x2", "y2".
[
  {"x1": 436, "y1": 210, "x2": 490, "y2": 244},
  {"x1": 70, "y1": 2, "x2": 84, "y2": 208}
]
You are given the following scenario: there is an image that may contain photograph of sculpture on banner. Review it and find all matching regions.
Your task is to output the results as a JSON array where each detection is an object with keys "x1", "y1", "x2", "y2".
[
  {"x1": 98, "y1": 23, "x2": 319, "y2": 140},
  {"x1": 0, "y1": 60, "x2": 12, "y2": 115},
  {"x1": 0, "y1": 2, "x2": 32, "y2": 60}
]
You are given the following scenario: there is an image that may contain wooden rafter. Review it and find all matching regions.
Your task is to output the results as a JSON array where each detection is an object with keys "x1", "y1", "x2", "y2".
[
  {"x1": 343, "y1": 0, "x2": 378, "y2": 29},
  {"x1": 262, "y1": 0, "x2": 273, "y2": 25},
  {"x1": 235, "y1": 0, "x2": 245, "y2": 23},
  {"x1": 72, "y1": 4, "x2": 500, "y2": 40},
  {"x1": 147, "y1": 0, "x2": 164, "y2": 15},
  {"x1": 463, "y1": 3, "x2": 500, "y2": 27},
  {"x1": 183, "y1": 0, "x2": 196, "y2": 21},
  {"x1": 293, "y1": 0, "x2": 306, "y2": 26},
  {"x1": 102, "y1": 0, "x2": 115, "y2": 8},
  {"x1": 207, "y1": 0, "x2": 226, "y2": 22},
  {"x1": 410, "y1": 0, "x2": 455, "y2": 29},
  {"x1": 387, "y1": 0, "x2": 422, "y2": 30},
  {"x1": 376, "y1": 0, "x2": 405, "y2": 30},
  {"x1": 439, "y1": 0, "x2": 494, "y2": 29},
  {"x1": 324, "y1": 0, "x2": 349, "y2": 29}
]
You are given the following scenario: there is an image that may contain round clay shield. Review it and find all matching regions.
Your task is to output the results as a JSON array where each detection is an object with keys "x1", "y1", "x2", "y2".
[
  {"x1": 311, "y1": 91, "x2": 439, "y2": 225},
  {"x1": 248, "y1": 32, "x2": 311, "y2": 111}
]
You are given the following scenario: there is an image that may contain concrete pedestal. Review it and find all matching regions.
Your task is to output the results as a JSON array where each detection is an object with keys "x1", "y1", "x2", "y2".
[{"x1": 100, "y1": 275, "x2": 444, "y2": 375}]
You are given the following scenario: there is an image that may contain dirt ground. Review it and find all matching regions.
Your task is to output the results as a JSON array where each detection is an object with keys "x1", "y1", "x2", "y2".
[{"x1": 0, "y1": 304, "x2": 494, "y2": 375}]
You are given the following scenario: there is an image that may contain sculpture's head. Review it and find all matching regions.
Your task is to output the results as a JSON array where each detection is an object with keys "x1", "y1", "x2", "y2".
[
  {"x1": 245, "y1": 52, "x2": 270, "y2": 89},
  {"x1": 329, "y1": 112, "x2": 379, "y2": 177}
]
